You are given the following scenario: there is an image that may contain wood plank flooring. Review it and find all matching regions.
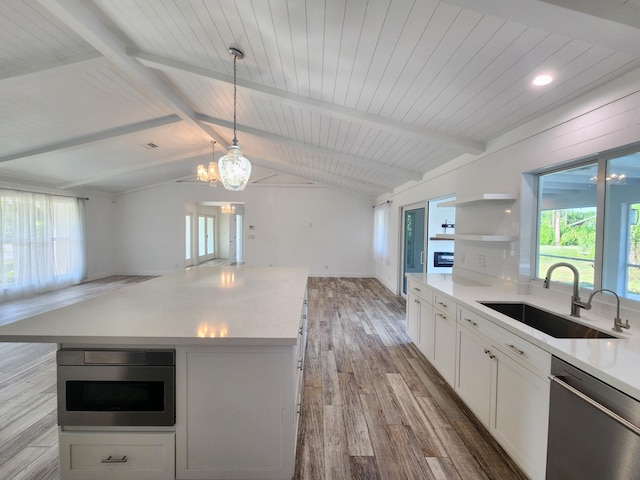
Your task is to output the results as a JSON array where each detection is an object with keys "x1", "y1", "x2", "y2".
[
  {"x1": 294, "y1": 277, "x2": 528, "y2": 480},
  {"x1": 0, "y1": 275, "x2": 527, "y2": 480}
]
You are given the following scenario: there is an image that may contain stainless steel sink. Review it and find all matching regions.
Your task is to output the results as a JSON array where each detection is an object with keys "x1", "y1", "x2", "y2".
[{"x1": 479, "y1": 302, "x2": 616, "y2": 339}]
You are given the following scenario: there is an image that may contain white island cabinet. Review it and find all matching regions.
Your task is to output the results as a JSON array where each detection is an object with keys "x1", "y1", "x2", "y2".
[{"x1": 0, "y1": 266, "x2": 309, "y2": 480}]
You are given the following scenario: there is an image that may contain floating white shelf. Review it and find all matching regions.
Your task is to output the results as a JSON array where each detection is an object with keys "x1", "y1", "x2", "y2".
[
  {"x1": 433, "y1": 234, "x2": 455, "y2": 240},
  {"x1": 438, "y1": 193, "x2": 516, "y2": 208},
  {"x1": 429, "y1": 236, "x2": 454, "y2": 241},
  {"x1": 433, "y1": 233, "x2": 514, "y2": 242}
]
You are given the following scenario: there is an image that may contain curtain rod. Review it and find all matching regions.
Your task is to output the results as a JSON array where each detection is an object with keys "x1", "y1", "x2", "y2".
[
  {"x1": 0, "y1": 187, "x2": 89, "y2": 201},
  {"x1": 373, "y1": 200, "x2": 391, "y2": 208}
]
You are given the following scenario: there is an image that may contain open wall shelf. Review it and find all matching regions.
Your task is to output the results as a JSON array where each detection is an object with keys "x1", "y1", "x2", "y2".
[
  {"x1": 438, "y1": 193, "x2": 516, "y2": 208},
  {"x1": 433, "y1": 233, "x2": 514, "y2": 242}
]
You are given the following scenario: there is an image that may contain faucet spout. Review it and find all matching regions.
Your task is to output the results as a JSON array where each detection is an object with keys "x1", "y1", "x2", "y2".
[
  {"x1": 586, "y1": 289, "x2": 630, "y2": 333},
  {"x1": 543, "y1": 262, "x2": 587, "y2": 317}
]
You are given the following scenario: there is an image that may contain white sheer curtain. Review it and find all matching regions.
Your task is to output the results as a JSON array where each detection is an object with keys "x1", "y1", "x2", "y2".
[
  {"x1": 0, "y1": 189, "x2": 86, "y2": 301},
  {"x1": 373, "y1": 202, "x2": 391, "y2": 265}
]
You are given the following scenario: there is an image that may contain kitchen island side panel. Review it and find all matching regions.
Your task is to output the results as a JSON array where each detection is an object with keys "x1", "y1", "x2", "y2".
[{"x1": 175, "y1": 344, "x2": 298, "y2": 480}]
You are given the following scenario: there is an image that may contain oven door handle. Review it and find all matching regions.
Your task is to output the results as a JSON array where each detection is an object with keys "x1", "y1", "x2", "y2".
[
  {"x1": 101, "y1": 455, "x2": 128, "y2": 463},
  {"x1": 549, "y1": 375, "x2": 640, "y2": 436}
]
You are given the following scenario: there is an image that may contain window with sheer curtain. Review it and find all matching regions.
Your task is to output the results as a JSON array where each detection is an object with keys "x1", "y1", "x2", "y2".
[
  {"x1": 0, "y1": 189, "x2": 86, "y2": 301},
  {"x1": 373, "y1": 202, "x2": 391, "y2": 265}
]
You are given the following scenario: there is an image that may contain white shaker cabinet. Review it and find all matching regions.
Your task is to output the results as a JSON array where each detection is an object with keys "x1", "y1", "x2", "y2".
[
  {"x1": 59, "y1": 431, "x2": 175, "y2": 480},
  {"x1": 455, "y1": 319, "x2": 493, "y2": 424},
  {"x1": 406, "y1": 282, "x2": 459, "y2": 388},
  {"x1": 175, "y1": 294, "x2": 308, "y2": 480},
  {"x1": 492, "y1": 348, "x2": 549, "y2": 480},
  {"x1": 406, "y1": 280, "x2": 434, "y2": 361},
  {"x1": 456, "y1": 307, "x2": 550, "y2": 480},
  {"x1": 431, "y1": 293, "x2": 457, "y2": 386}
]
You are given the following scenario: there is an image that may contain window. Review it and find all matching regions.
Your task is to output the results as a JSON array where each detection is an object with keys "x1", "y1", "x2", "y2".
[
  {"x1": 0, "y1": 189, "x2": 86, "y2": 300},
  {"x1": 537, "y1": 163, "x2": 597, "y2": 288},
  {"x1": 624, "y1": 203, "x2": 640, "y2": 299},
  {"x1": 536, "y1": 145, "x2": 640, "y2": 300},
  {"x1": 185, "y1": 214, "x2": 192, "y2": 261},
  {"x1": 373, "y1": 202, "x2": 390, "y2": 265}
]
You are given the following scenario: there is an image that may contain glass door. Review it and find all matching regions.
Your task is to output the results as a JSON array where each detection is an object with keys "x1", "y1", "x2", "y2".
[
  {"x1": 402, "y1": 207, "x2": 426, "y2": 294},
  {"x1": 185, "y1": 214, "x2": 193, "y2": 267},
  {"x1": 198, "y1": 215, "x2": 215, "y2": 263}
]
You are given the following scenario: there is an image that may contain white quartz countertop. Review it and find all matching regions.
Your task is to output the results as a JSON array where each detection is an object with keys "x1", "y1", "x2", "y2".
[
  {"x1": 0, "y1": 266, "x2": 309, "y2": 346},
  {"x1": 407, "y1": 273, "x2": 640, "y2": 401}
]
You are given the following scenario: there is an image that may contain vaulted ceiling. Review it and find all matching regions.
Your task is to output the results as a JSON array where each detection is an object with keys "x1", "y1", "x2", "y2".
[{"x1": 1, "y1": 0, "x2": 640, "y2": 196}]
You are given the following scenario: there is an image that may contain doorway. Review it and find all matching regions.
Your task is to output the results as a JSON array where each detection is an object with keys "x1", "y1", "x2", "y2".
[
  {"x1": 402, "y1": 206, "x2": 426, "y2": 294},
  {"x1": 184, "y1": 202, "x2": 245, "y2": 267}
]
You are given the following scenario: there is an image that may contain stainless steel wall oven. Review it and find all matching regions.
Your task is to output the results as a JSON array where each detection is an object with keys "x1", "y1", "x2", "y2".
[{"x1": 57, "y1": 348, "x2": 175, "y2": 427}]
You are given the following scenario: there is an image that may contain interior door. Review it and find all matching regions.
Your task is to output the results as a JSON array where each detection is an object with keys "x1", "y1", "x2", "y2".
[{"x1": 402, "y1": 207, "x2": 426, "y2": 294}]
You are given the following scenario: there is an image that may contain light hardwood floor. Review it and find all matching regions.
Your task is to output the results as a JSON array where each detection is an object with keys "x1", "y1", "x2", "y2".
[{"x1": 0, "y1": 276, "x2": 527, "y2": 479}]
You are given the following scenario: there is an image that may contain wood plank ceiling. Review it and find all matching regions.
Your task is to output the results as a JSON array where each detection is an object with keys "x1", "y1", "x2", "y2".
[{"x1": 1, "y1": 0, "x2": 639, "y2": 196}]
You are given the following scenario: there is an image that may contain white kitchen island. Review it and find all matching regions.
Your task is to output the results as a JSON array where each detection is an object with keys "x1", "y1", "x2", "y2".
[{"x1": 0, "y1": 265, "x2": 309, "y2": 480}]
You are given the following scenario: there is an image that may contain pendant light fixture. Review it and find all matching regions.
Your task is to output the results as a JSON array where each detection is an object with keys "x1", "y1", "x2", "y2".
[
  {"x1": 220, "y1": 202, "x2": 236, "y2": 215},
  {"x1": 218, "y1": 47, "x2": 252, "y2": 191},
  {"x1": 196, "y1": 141, "x2": 220, "y2": 187}
]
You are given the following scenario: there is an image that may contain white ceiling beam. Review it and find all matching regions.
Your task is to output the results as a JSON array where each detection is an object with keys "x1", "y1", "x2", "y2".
[
  {"x1": 0, "y1": 52, "x2": 104, "y2": 87},
  {"x1": 130, "y1": 50, "x2": 485, "y2": 155},
  {"x1": 56, "y1": 148, "x2": 211, "y2": 190},
  {"x1": 195, "y1": 113, "x2": 422, "y2": 184},
  {"x1": 0, "y1": 115, "x2": 182, "y2": 164},
  {"x1": 250, "y1": 155, "x2": 390, "y2": 195},
  {"x1": 37, "y1": 0, "x2": 228, "y2": 149},
  {"x1": 440, "y1": 0, "x2": 640, "y2": 56}
]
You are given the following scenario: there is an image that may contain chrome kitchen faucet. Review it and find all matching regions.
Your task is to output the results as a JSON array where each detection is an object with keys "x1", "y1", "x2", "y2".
[{"x1": 543, "y1": 262, "x2": 589, "y2": 317}]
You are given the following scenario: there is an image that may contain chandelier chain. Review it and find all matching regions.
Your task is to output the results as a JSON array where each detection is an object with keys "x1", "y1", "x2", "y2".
[{"x1": 232, "y1": 53, "x2": 238, "y2": 146}]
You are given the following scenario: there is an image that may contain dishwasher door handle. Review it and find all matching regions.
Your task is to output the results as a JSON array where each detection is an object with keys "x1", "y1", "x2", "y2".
[{"x1": 549, "y1": 374, "x2": 640, "y2": 436}]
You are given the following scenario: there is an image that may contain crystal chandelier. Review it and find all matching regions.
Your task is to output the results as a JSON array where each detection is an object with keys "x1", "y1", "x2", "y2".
[
  {"x1": 218, "y1": 47, "x2": 252, "y2": 191},
  {"x1": 196, "y1": 141, "x2": 220, "y2": 187},
  {"x1": 221, "y1": 203, "x2": 236, "y2": 215}
]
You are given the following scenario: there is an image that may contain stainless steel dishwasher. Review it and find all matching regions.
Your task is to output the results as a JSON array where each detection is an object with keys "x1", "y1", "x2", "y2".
[{"x1": 547, "y1": 356, "x2": 640, "y2": 479}]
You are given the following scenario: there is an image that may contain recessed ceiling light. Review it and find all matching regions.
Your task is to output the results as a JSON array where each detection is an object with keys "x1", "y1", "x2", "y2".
[{"x1": 532, "y1": 74, "x2": 554, "y2": 86}]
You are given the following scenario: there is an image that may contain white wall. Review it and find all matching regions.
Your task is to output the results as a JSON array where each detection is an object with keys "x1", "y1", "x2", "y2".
[
  {"x1": 376, "y1": 66, "x2": 640, "y2": 296},
  {"x1": 83, "y1": 191, "x2": 118, "y2": 280},
  {"x1": 113, "y1": 184, "x2": 375, "y2": 277}
]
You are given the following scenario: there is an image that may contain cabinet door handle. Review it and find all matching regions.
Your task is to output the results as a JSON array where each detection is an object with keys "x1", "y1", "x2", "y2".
[
  {"x1": 101, "y1": 455, "x2": 128, "y2": 463},
  {"x1": 505, "y1": 343, "x2": 525, "y2": 356},
  {"x1": 414, "y1": 299, "x2": 420, "y2": 304},
  {"x1": 464, "y1": 317, "x2": 477, "y2": 326},
  {"x1": 483, "y1": 349, "x2": 495, "y2": 359},
  {"x1": 437, "y1": 301, "x2": 447, "y2": 308},
  {"x1": 436, "y1": 312, "x2": 447, "y2": 319},
  {"x1": 414, "y1": 287, "x2": 421, "y2": 292}
]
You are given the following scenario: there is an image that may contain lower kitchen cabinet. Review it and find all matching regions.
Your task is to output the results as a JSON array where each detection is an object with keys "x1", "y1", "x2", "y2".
[
  {"x1": 456, "y1": 308, "x2": 550, "y2": 480},
  {"x1": 492, "y1": 348, "x2": 549, "y2": 479},
  {"x1": 432, "y1": 295, "x2": 457, "y2": 385},
  {"x1": 406, "y1": 289, "x2": 422, "y2": 345},
  {"x1": 456, "y1": 322, "x2": 493, "y2": 423},
  {"x1": 58, "y1": 431, "x2": 175, "y2": 480},
  {"x1": 406, "y1": 281, "x2": 434, "y2": 360},
  {"x1": 175, "y1": 344, "x2": 300, "y2": 480}
]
